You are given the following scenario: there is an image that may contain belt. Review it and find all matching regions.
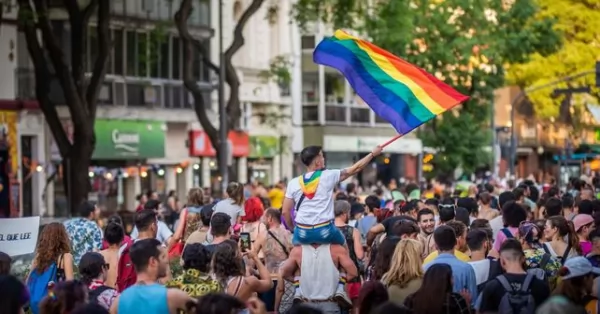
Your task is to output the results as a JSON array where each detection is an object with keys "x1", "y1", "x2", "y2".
[
  {"x1": 300, "y1": 297, "x2": 335, "y2": 303},
  {"x1": 295, "y1": 221, "x2": 332, "y2": 229}
]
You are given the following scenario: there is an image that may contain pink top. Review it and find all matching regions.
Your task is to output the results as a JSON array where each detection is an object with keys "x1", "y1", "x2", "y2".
[
  {"x1": 493, "y1": 227, "x2": 519, "y2": 252},
  {"x1": 580, "y1": 241, "x2": 593, "y2": 256}
]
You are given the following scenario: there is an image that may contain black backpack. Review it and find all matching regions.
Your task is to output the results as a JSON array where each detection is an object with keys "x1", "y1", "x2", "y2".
[{"x1": 477, "y1": 257, "x2": 504, "y2": 294}]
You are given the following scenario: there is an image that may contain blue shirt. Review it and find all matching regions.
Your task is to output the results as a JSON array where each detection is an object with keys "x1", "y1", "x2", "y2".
[
  {"x1": 424, "y1": 252, "x2": 477, "y2": 306},
  {"x1": 119, "y1": 284, "x2": 169, "y2": 314}
]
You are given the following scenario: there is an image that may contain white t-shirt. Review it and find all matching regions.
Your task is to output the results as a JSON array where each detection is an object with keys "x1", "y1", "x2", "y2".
[
  {"x1": 489, "y1": 215, "x2": 504, "y2": 241},
  {"x1": 469, "y1": 259, "x2": 490, "y2": 285},
  {"x1": 130, "y1": 220, "x2": 173, "y2": 244},
  {"x1": 286, "y1": 169, "x2": 341, "y2": 225}
]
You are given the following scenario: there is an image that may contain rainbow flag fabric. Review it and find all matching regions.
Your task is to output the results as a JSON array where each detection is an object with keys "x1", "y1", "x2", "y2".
[
  {"x1": 299, "y1": 170, "x2": 323, "y2": 199},
  {"x1": 313, "y1": 30, "x2": 469, "y2": 134}
]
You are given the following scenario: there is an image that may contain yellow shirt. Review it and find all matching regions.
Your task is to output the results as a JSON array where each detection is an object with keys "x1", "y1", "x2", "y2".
[
  {"x1": 423, "y1": 250, "x2": 470, "y2": 264},
  {"x1": 268, "y1": 188, "x2": 284, "y2": 209}
]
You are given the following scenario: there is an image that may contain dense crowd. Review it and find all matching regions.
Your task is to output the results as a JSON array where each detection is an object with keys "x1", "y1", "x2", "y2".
[{"x1": 1, "y1": 145, "x2": 600, "y2": 314}]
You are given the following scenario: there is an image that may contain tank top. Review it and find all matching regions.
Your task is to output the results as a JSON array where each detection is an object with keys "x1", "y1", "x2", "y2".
[
  {"x1": 299, "y1": 244, "x2": 339, "y2": 300},
  {"x1": 338, "y1": 225, "x2": 360, "y2": 283},
  {"x1": 118, "y1": 284, "x2": 169, "y2": 314}
]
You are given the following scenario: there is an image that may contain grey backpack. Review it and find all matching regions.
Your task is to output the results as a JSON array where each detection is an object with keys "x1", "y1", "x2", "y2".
[{"x1": 496, "y1": 273, "x2": 536, "y2": 314}]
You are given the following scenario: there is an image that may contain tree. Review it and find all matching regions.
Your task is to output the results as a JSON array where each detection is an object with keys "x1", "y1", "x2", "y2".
[
  {"x1": 175, "y1": 0, "x2": 266, "y2": 182},
  {"x1": 293, "y1": 0, "x2": 559, "y2": 178},
  {"x1": 506, "y1": 0, "x2": 600, "y2": 120},
  {"x1": 17, "y1": 0, "x2": 111, "y2": 215}
]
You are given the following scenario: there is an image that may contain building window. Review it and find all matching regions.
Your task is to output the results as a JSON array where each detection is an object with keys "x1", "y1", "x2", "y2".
[
  {"x1": 114, "y1": 29, "x2": 124, "y2": 75},
  {"x1": 172, "y1": 36, "x2": 181, "y2": 80},
  {"x1": 126, "y1": 31, "x2": 137, "y2": 76}
]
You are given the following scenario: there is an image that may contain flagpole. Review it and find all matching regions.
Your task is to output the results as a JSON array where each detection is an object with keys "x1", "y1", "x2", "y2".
[{"x1": 380, "y1": 134, "x2": 403, "y2": 148}]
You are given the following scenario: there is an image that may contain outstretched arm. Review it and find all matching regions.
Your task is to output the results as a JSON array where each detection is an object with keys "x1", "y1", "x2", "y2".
[{"x1": 339, "y1": 146, "x2": 383, "y2": 182}]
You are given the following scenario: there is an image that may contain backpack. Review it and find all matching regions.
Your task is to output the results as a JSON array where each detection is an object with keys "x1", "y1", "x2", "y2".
[
  {"x1": 501, "y1": 228, "x2": 514, "y2": 239},
  {"x1": 27, "y1": 256, "x2": 65, "y2": 314},
  {"x1": 496, "y1": 273, "x2": 536, "y2": 314},
  {"x1": 88, "y1": 285, "x2": 113, "y2": 305},
  {"x1": 116, "y1": 242, "x2": 137, "y2": 292},
  {"x1": 526, "y1": 253, "x2": 551, "y2": 281}
]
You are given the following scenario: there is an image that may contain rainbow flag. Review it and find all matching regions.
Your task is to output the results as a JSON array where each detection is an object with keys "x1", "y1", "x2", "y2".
[{"x1": 313, "y1": 30, "x2": 469, "y2": 134}]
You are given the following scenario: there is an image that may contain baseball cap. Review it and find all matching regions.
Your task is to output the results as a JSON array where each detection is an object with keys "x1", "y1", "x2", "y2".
[
  {"x1": 573, "y1": 214, "x2": 594, "y2": 232},
  {"x1": 560, "y1": 256, "x2": 600, "y2": 280}
]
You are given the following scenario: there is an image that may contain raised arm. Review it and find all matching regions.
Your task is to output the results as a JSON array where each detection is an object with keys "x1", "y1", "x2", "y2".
[{"x1": 339, "y1": 146, "x2": 383, "y2": 182}]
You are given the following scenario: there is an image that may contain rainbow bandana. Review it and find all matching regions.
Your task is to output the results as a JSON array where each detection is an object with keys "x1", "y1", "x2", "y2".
[{"x1": 299, "y1": 170, "x2": 323, "y2": 199}]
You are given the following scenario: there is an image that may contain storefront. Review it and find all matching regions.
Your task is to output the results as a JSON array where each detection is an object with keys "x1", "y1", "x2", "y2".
[
  {"x1": 322, "y1": 135, "x2": 423, "y2": 184},
  {"x1": 50, "y1": 119, "x2": 166, "y2": 213},
  {"x1": 188, "y1": 130, "x2": 250, "y2": 190},
  {"x1": 247, "y1": 135, "x2": 281, "y2": 184}
]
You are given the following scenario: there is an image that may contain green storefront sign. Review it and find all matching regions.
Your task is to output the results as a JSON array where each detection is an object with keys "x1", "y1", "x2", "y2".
[
  {"x1": 93, "y1": 120, "x2": 166, "y2": 159},
  {"x1": 249, "y1": 136, "x2": 280, "y2": 158}
]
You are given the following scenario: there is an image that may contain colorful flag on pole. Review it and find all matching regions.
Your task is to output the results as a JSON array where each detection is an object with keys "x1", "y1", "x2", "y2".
[{"x1": 313, "y1": 30, "x2": 469, "y2": 134}]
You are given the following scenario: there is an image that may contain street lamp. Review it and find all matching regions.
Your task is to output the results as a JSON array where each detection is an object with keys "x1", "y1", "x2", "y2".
[{"x1": 218, "y1": 0, "x2": 229, "y2": 192}]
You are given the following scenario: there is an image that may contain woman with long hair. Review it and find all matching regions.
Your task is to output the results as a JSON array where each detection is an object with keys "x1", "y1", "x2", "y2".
[
  {"x1": 78, "y1": 252, "x2": 118, "y2": 310},
  {"x1": 544, "y1": 215, "x2": 580, "y2": 263},
  {"x1": 357, "y1": 281, "x2": 389, "y2": 314},
  {"x1": 29, "y1": 223, "x2": 74, "y2": 281},
  {"x1": 39, "y1": 280, "x2": 88, "y2": 314},
  {"x1": 404, "y1": 264, "x2": 470, "y2": 314},
  {"x1": 172, "y1": 188, "x2": 205, "y2": 257},
  {"x1": 367, "y1": 236, "x2": 401, "y2": 281},
  {"x1": 213, "y1": 182, "x2": 246, "y2": 226},
  {"x1": 211, "y1": 240, "x2": 272, "y2": 302},
  {"x1": 553, "y1": 256, "x2": 599, "y2": 312},
  {"x1": 381, "y1": 239, "x2": 424, "y2": 304}
]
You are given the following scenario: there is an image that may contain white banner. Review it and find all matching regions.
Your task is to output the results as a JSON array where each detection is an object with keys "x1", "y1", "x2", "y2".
[{"x1": 0, "y1": 216, "x2": 40, "y2": 256}]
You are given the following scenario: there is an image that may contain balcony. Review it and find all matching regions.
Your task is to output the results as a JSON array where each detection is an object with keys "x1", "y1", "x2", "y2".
[
  {"x1": 302, "y1": 102, "x2": 389, "y2": 127},
  {"x1": 15, "y1": 68, "x2": 211, "y2": 109}
]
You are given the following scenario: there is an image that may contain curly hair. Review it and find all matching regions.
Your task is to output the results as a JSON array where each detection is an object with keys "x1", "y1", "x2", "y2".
[
  {"x1": 243, "y1": 197, "x2": 264, "y2": 223},
  {"x1": 35, "y1": 223, "x2": 71, "y2": 272},
  {"x1": 211, "y1": 241, "x2": 244, "y2": 284}
]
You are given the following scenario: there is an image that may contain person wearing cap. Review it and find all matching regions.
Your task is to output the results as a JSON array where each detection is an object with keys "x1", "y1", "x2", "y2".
[
  {"x1": 574, "y1": 214, "x2": 595, "y2": 256},
  {"x1": 79, "y1": 252, "x2": 119, "y2": 310},
  {"x1": 554, "y1": 256, "x2": 600, "y2": 312}
]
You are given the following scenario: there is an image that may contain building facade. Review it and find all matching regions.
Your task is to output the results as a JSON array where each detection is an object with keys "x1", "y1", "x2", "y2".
[{"x1": 1, "y1": 0, "x2": 298, "y2": 216}]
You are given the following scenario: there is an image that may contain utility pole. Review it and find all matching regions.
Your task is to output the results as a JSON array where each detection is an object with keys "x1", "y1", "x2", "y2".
[{"x1": 218, "y1": 0, "x2": 229, "y2": 192}]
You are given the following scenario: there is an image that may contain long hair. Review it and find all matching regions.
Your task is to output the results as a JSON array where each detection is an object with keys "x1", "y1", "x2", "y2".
[
  {"x1": 34, "y1": 223, "x2": 71, "y2": 272},
  {"x1": 187, "y1": 188, "x2": 204, "y2": 206},
  {"x1": 226, "y1": 182, "x2": 245, "y2": 205},
  {"x1": 39, "y1": 280, "x2": 87, "y2": 314},
  {"x1": 357, "y1": 281, "x2": 389, "y2": 314},
  {"x1": 381, "y1": 239, "x2": 423, "y2": 288},
  {"x1": 553, "y1": 268, "x2": 592, "y2": 304},
  {"x1": 547, "y1": 215, "x2": 581, "y2": 255},
  {"x1": 211, "y1": 241, "x2": 244, "y2": 284},
  {"x1": 409, "y1": 264, "x2": 453, "y2": 314},
  {"x1": 371, "y1": 236, "x2": 401, "y2": 280}
]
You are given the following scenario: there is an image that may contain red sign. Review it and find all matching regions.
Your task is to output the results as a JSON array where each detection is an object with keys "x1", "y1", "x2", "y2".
[{"x1": 189, "y1": 130, "x2": 250, "y2": 157}]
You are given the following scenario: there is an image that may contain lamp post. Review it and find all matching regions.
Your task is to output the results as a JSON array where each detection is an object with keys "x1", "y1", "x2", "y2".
[{"x1": 218, "y1": 0, "x2": 229, "y2": 192}]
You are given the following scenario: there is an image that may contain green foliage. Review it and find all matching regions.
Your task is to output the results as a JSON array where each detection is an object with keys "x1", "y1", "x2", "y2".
[
  {"x1": 507, "y1": 0, "x2": 600, "y2": 119},
  {"x1": 293, "y1": 0, "x2": 560, "y2": 177},
  {"x1": 138, "y1": 21, "x2": 170, "y2": 76},
  {"x1": 258, "y1": 55, "x2": 292, "y2": 85}
]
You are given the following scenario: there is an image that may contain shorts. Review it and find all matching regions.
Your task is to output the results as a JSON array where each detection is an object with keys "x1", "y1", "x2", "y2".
[
  {"x1": 257, "y1": 280, "x2": 277, "y2": 311},
  {"x1": 347, "y1": 282, "x2": 361, "y2": 299},
  {"x1": 292, "y1": 221, "x2": 346, "y2": 246}
]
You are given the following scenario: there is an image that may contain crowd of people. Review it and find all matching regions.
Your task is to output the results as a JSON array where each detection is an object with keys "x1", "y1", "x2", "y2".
[{"x1": 2, "y1": 145, "x2": 600, "y2": 314}]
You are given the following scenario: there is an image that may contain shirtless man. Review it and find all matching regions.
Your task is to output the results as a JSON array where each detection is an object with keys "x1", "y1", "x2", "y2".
[
  {"x1": 280, "y1": 244, "x2": 358, "y2": 313},
  {"x1": 100, "y1": 222, "x2": 126, "y2": 288},
  {"x1": 477, "y1": 192, "x2": 499, "y2": 221}
]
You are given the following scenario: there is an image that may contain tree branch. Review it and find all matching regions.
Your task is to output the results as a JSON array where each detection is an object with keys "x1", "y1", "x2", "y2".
[
  {"x1": 84, "y1": 0, "x2": 110, "y2": 119},
  {"x1": 32, "y1": 0, "x2": 86, "y2": 120},
  {"x1": 175, "y1": 0, "x2": 219, "y2": 145},
  {"x1": 17, "y1": 0, "x2": 71, "y2": 157},
  {"x1": 223, "y1": 0, "x2": 266, "y2": 129},
  {"x1": 63, "y1": 0, "x2": 98, "y2": 97}
]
